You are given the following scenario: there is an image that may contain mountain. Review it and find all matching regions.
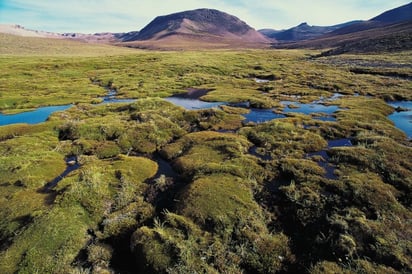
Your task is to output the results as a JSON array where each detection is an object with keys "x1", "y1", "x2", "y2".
[
  {"x1": 0, "y1": 24, "x2": 121, "y2": 43},
  {"x1": 259, "y1": 21, "x2": 360, "y2": 42},
  {"x1": 121, "y1": 9, "x2": 271, "y2": 49},
  {"x1": 275, "y1": 2, "x2": 412, "y2": 54},
  {"x1": 371, "y1": 2, "x2": 412, "y2": 23},
  {"x1": 329, "y1": 2, "x2": 412, "y2": 36},
  {"x1": 0, "y1": 24, "x2": 61, "y2": 38}
]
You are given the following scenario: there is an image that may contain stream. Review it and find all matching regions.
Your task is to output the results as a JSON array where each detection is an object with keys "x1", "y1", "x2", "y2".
[{"x1": 40, "y1": 156, "x2": 80, "y2": 192}]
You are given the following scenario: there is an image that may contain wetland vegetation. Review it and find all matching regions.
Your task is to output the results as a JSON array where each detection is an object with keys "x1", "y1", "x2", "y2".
[{"x1": 0, "y1": 37, "x2": 411, "y2": 273}]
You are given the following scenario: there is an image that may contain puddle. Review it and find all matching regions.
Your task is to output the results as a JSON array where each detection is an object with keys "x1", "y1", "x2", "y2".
[
  {"x1": 164, "y1": 97, "x2": 224, "y2": 110},
  {"x1": 151, "y1": 153, "x2": 179, "y2": 180},
  {"x1": 164, "y1": 89, "x2": 224, "y2": 110},
  {"x1": 254, "y1": 78, "x2": 271, "y2": 83},
  {"x1": 388, "y1": 101, "x2": 412, "y2": 139},
  {"x1": 307, "y1": 138, "x2": 353, "y2": 180}
]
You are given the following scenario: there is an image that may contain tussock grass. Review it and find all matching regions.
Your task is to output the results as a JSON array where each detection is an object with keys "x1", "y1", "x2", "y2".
[{"x1": 1, "y1": 39, "x2": 411, "y2": 273}]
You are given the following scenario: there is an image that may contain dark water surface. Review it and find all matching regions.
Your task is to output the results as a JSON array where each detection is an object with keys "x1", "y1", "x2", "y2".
[
  {"x1": 307, "y1": 139, "x2": 353, "y2": 180},
  {"x1": 41, "y1": 156, "x2": 80, "y2": 192}
]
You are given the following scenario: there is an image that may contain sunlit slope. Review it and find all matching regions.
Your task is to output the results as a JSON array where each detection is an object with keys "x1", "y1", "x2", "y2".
[{"x1": 0, "y1": 33, "x2": 137, "y2": 56}]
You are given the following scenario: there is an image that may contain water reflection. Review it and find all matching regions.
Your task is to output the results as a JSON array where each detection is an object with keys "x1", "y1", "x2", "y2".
[
  {"x1": 0, "y1": 105, "x2": 72, "y2": 126},
  {"x1": 281, "y1": 100, "x2": 339, "y2": 120},
  {"x1": 243, "y1": 109, "x2": 285, "y2": 123},
  {"x1": 254, "y1": 78, "x2": 270, "y2": 83},
  {"x1": 164, "y1": 97, "x2": 224, "y2": 110},
  {"x1": 388, "y1": 101, "x2": 412, "y2": 139}
]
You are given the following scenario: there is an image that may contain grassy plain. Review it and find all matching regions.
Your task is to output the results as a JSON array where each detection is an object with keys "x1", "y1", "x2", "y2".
[{"x1": 0, "y1": 35, "x2": 411, "y2": 273}]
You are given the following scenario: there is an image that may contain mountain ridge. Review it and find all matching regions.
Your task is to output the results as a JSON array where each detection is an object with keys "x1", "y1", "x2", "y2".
[
  {"x1": 122, "y1": 8, "x2": 271, "y2": 44},
  {"x1": 259, "y1": 21, "x2": 362, "y2": 42},
  {"x1": 1, "y1": 3, "x2": 411, "y2": 50},
  {"x1": 273, "y1": 2, "x2": 412, "y2": 54}
]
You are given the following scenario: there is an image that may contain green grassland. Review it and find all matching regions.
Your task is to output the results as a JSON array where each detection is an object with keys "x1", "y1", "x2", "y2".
[{"x1": 0, "y1": 36, "x2": 411, "y2": 273}]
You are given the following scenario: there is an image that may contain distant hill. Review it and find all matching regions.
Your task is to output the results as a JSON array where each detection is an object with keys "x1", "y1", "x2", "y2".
[
  {"x1": 0, "y1": 24, "x2": 121, "y2": 43},
  {"x1": 259, "y1": 21, "x2": 360, "y2": 42},
  {"x1": 275, "y1": 2, "x2": 412, "y2": 54},
  {"x1": 371, "y1": 2, "x2": 412, "y2": 23},
  {"x1": 121, "y1": 9, "x2": 271, "y2": 49},
  {"x1": 0, "y1": 24, "x2": 60, "y2": 38},
  {"x1": 329, "y1": 2, "x2": 412, "y2": 36}
]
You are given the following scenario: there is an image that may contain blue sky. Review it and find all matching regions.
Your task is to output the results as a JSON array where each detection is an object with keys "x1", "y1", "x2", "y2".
[{"x1": 0, "y1": 0, "x2": 410, "y2": 33}]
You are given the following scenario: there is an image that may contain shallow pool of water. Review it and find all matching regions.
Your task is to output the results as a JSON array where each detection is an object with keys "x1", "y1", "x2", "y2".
[
  {"x1": 282, "y1": 100, "x2": 339, "y2": 116},
  {"x1": 388, "y1": 101, "x2": 412, "y2": 139},
  {"x1": 307, "y1": 138, "x2": 353, "y2": 180},
  {"x1": 152, "y1": 153, "x2": 179, "y2": 180},
  {"x1": 101, "y1": 97, "x2": 136, "y2": 104},
  {"x1": 243, "y1": 109, "x2": 285, "y2": 123},
  {"x1": 278, "y1": 100, "x2": 340, "y2": 121},
  {"x1": 0, "y1": 105, "x2": 72, "y2": 126},
  {"x1": 164, "y1": 97, "x2": 224, "y2": 110},
  {"x1": 0, "y1": 88, "x2": 134, "y2": 127},
  {"x1": 254, "y1": 78, "x2": 270, "y2": 83}
]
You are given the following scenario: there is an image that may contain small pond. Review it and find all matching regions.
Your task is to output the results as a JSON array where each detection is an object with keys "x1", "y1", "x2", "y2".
[
  {"x1": 164, "y1": 89, "x2": 224, "y2": 110},
  {"x1": 254, "y1": 78, "x2": 270, "y2": 83},
  {"x1": 0, "y1": 89, "x2": 134, "y2": 127},
  {"x1": 165, "y1": 97, "x2": 224, "y2": 110},
  {"x1": 281, "y1": 100, "x2": 339, "y2": 121},
  {"x1": 243, "y1": 109, "x2": 285, "y2": 123},
  {"x1": 0, "y1": 105, "x2": 72, "y2": 126},
  {"x1": 388, "y1": 101, "x2": 412, "y2": 139}
]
